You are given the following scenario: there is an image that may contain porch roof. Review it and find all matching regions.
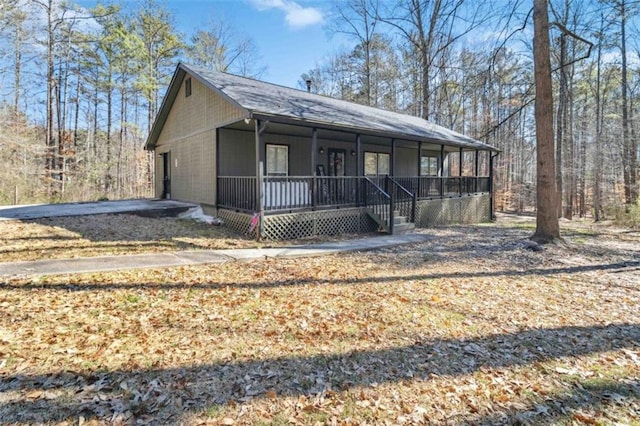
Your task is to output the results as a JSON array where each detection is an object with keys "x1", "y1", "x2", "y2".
[{"x1": 146, "y1": 63, "x2": 499, "y2": 152}]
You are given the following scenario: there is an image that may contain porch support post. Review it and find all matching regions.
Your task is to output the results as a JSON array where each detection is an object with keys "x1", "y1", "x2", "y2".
[
  {"x1": 215, "y1": 128, "x2": 220, "y2": 207},
  {"x1": 255, "y1": 119, "x2": 267, "y2": 239},
  {"x1": 475, "y1": 149, "x2": 479, "y2": 193},
  {"x1": 311, "y1": 127, "x2": 317, "y2": 208},
  {"x1": 390, "y1": 138, "x2": 396, "y2": 176},
  {"x1": 417, "y1": 141, "x2": 423, "y2": 198},
  {"x1": 356, "y1": 133, "x2": 362, "y2": 205},
  {"x1": 490, "y1": 152, "x2": 497, "y2": 221},
  {"x1": 439, "y1": 145, "x2": 445, "y2": 197},
  {"x1": 459, "y1": 147, "x2": 463, "y2": 196}
]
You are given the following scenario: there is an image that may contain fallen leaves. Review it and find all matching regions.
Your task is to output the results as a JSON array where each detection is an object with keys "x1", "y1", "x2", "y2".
[{"x1": 1, "y1": 216, "x2": 639, "y2": 424}]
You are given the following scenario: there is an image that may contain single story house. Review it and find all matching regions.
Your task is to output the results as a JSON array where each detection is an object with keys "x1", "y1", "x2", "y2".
[{"x1": 144, "y1": 63, "x2": 499, "y2": 240}]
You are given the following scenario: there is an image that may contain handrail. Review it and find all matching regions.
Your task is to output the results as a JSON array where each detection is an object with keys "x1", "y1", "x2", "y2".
[
  {"x1": 217, "y1": 175, "x2": 492, "y2": 214},
  {"x1": 363, "y1": 177, "x2": 390, "y2": 198},
  {"x1": 387, "y1": 176, "x2": 414, "y2": 198},
  {"x1": 387, "y1": 176, "x2": 417, "y2": 223},
  {"x1": 363, "y1": 177, "x2": 393, "y2": 232}
]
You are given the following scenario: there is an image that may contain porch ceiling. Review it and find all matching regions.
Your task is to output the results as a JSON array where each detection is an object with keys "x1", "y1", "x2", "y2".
[{"x1": 223, "y1": 119, "x2": 484, "y2": 153}]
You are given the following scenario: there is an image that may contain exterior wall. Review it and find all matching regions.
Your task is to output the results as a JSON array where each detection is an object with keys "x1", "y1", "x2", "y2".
[
  {"x1": 218, "y1": 128, "x2": 254, "y2": 176},
  {"x1": 216, "y1": 129, "x2": 455, "y2": 180},
  {"x1": 218, "y1": 130, "x2": 315, "y2": 176},
  {"x1": 395, "y1": 146, "x2": 418, "y2": 176},
  {"x1": 415, "y1": 194, "x2": 491, "y2": 227},
  {"x1": 264, "y1": 133, "x2": 312, "y2": 176},
  {"x1": 154, "y1": 75, "x2": 245, "y2": 204}
]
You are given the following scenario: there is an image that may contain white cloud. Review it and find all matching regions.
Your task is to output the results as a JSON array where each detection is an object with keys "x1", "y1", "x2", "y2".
[{"x1": 250, "y1": 0, "x2": 324, "y2": 29}]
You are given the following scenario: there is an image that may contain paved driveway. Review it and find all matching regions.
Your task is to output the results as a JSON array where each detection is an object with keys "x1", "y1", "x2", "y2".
[{"x1": 0, "y1": 199, "x2": 196, "y2": 220}]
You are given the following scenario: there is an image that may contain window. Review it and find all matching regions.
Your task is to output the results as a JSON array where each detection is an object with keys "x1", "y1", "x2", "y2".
[
  {"x1": 421, "y1": 156, "x2": 438, "y2": 176},
  {"x1": 185, "y1": 77, "x2": 192, "y2": 97},
  {"x1": 266, "y1": 144, "x2": 288, "y2": 176},
  {"x1": 364, "y1": 152, "x2": 390, "y2": 176}
]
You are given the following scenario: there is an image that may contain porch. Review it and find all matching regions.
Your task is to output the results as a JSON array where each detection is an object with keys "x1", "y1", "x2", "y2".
[
  {"x1": 217, "y1": 175, "x2": 491, "y2": 213},
  {"x1": 214, "y1": 119, "x2": 495, "y2": 239},
  {"x1": 216, "y1": 175, "x2": 492, "y2": 239}
]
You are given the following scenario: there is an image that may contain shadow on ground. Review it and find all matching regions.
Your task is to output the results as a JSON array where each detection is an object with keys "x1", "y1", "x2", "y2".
[
  {"x1": 1, "y1": 323, "x2": 638, "y2": 423},
  {"x1": 2, "y1": 259, "x2": 638, "y2": 293}
]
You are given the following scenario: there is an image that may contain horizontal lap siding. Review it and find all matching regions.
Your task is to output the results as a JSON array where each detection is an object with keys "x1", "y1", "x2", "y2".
[{"x1": 155, "y1": 76, "x2": 245, "y2": 204}]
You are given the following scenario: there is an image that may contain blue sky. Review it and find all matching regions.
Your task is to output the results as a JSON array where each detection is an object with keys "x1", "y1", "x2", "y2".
[
  {"x1": 175, "y1": 0, "x2": 345, "y2": 87},
  {"x1": 78, "y1": 0, "x2": 349, "y2": 88}
]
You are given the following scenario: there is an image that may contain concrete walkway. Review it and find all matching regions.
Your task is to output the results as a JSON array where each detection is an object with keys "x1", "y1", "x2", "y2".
[
  {"x1": 0, "y1": 234, "x2": 430, "y2": 277},
  {"x1": 0, "y1": 199, "x2": 196, "y2": 220}
]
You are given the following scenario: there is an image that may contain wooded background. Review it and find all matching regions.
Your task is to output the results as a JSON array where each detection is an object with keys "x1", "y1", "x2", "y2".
[{"x1": 0, "y1": 0, "x2": 638, "y2": 222}]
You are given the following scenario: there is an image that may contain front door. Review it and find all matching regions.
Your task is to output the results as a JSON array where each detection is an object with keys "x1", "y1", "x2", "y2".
[
  {"x1": 161, "y1": 152, "x2": 171, "y2": 199},
  {"x1": 328, "y1": 149, "x2": 346, "y2": 202},
  {"x1": 328, "y1": 149, "x2": 345, "y2": 177}
]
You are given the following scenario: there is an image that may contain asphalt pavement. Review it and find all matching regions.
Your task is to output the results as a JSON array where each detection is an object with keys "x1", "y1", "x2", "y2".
[{"x1": 0, "y1": 199, "x2": 196, "y2": 220}]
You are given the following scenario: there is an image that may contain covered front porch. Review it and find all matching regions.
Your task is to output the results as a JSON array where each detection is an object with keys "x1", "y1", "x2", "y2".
[{"x1": 215, "y1": 118, "x2": 496, "y2": 239}]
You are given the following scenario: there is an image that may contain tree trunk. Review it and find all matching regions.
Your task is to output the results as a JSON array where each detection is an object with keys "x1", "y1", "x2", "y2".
[
  {"x1": 532, "y1": 0, "x2": 560, "y2": 243},
  {"x1": 578, "y1": 100, "x2": 587, "y2": 217},
  {"x1": 106, "y1": 62, "x2": 113, "y2": 194},
  {"x1": 45, "y1": 0, "x2": 56, "y2": 195},
  {"x1": 619, "y1": 0, "x2": 637, "y2": 207},
  {"x1": 555, "y1": 31, "x2": 567, "y2": 219},
  {"x1": 593, "y1": 16, "x2": 604, "y2": 221}
]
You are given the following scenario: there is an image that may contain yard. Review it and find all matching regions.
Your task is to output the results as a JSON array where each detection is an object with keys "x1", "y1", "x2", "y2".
[
  {"x1": 0, "y1": 215, "x2": 638, "y2": 425},
  {"x1": 0, "y1": 213, "x2": 348, "y2": 263}
]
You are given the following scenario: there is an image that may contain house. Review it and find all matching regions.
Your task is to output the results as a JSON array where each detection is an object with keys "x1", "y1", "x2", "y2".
[{"x1": 144, "y1": 63, "x2": 499, "y2": 240}]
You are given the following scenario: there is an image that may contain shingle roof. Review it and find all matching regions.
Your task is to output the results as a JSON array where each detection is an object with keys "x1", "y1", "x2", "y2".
[{"x1": 146, "y1": 63, "x2": 499, "y2": 151}]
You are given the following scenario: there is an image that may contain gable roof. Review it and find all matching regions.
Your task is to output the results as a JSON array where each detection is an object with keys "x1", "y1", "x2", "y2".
[{"x1": 145, "y1": 63, "x2": 499, "y2": 152}]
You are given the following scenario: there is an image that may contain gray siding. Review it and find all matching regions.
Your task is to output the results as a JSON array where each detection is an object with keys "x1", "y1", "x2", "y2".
[
  {"x1": 154, "y1": 75, "x2": 245, "y2": 204},
  {"x1": 218, "y1": 129, "x2": 255, "y2": 176},
  {"x1": 395, "y1": 147, "x2": 418, "y2": 176}
]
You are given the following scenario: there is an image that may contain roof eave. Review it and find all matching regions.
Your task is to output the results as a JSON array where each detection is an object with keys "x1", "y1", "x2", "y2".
[
  {"x1": 249, "y1": 112, "x2": 500, "y2": 152},
  {"x1": 144, "y1": 63, "x2": 252, "y2": 151},
  {"x1": 144, "y1": 65, "x2": 186, "y2": 151}
]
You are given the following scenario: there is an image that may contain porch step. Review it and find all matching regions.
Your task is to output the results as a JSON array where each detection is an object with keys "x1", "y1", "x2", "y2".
[
  {"x1": 392, "y1": 222, "x2": 416, "y2": 235},
  {"x1": 366, "y1": 209, "x2": 415, "y2": 235}
]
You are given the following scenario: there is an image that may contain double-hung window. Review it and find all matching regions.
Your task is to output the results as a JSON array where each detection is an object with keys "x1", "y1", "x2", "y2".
[
  {"x1": 420, "y1": 156, "x2": 438, "y2": 176},
  {"x1": 364, "y1": 152, "x2": 390, "y2": 176},
  {"x1": 266, "y1": 144, "x2": 288, "y2": 176}
]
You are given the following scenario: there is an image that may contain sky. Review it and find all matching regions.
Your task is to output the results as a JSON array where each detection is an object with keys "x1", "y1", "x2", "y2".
[{"x1": 75, "y1": 0, "x2": 349, "y2": 89}]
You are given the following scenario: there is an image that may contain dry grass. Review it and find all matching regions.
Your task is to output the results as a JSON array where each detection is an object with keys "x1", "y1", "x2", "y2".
[
  {"x1": 0, "y1": 215, "x2": 639, "y2": 425},
  {"x1": 0, "y1": 214, "x2": 367, "y2": 263}
]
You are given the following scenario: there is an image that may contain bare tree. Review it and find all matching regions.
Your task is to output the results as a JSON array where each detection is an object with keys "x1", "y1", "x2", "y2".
[{"x1": 187, "y1": 19, "x2": 264, "y2": 78}]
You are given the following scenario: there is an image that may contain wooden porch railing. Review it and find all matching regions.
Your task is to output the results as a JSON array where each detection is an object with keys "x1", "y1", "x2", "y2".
[
  {"x1": 217, "y1": 175, "x2": 490, "y2": 213},
  {"x1": 387, "y1": 176, "x2": 416, "y2": 223},
  {"x1": 217, "y1": 176, "x2": 257, "y2": 212},
  {"x1": 362, "y1": 177, "x2": 392, "y2": 229}
]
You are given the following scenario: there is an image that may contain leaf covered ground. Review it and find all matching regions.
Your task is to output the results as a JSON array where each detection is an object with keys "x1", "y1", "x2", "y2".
[
  {"x1": 0, "y1": 215, "x2": 639, "y2": 425},
  {"x1": 0, "y1": 214, "x2": 362, "y2": 263}
]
